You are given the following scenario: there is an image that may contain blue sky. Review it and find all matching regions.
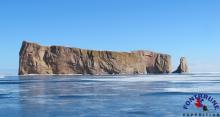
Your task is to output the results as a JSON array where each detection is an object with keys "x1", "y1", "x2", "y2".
[{"x1": 0, "y1": 0, "x2": 220, "y2": 73}]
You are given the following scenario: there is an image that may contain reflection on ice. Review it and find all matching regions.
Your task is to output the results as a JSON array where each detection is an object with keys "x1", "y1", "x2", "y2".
[{"x1": 0, "y1": 73, "x2": 219, "y2": 117}]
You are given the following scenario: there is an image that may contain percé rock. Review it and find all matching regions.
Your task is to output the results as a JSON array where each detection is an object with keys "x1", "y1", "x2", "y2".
[
  {"x1": 18, "y1": 41, "x2": 172, "y2": 75},
  {"x1": 173, "y1": 57, "x2": 188, "y2": 73}
]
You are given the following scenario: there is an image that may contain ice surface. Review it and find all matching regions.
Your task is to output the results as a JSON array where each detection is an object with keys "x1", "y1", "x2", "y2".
[{"x1": 0, "y1": 73, "x2": 220, "y2": 117}]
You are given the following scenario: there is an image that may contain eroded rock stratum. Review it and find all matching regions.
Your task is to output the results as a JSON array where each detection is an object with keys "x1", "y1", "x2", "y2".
[
  {"x1": 19, "y1": 41, "x2": 173, "y2": 75},
  {"x1": 173, "y1": 57, "x2": 188, "y2": 73}
]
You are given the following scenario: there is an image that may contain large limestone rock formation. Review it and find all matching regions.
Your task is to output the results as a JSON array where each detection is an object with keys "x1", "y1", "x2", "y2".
[
  {"x1": 173, "y1": 57, "x2": 188, "y2": 73},
  {"x1": 18, "y1": 41, "x2": 172, "y2": 75}
]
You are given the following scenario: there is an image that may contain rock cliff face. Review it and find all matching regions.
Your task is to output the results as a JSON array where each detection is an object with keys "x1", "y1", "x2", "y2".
[
  {"x1": 173, "y1": 57, "x2": 188, "y2": 73},
  {"x1": 19, "y1": 41, "x2": 172, "y2": 75}
]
